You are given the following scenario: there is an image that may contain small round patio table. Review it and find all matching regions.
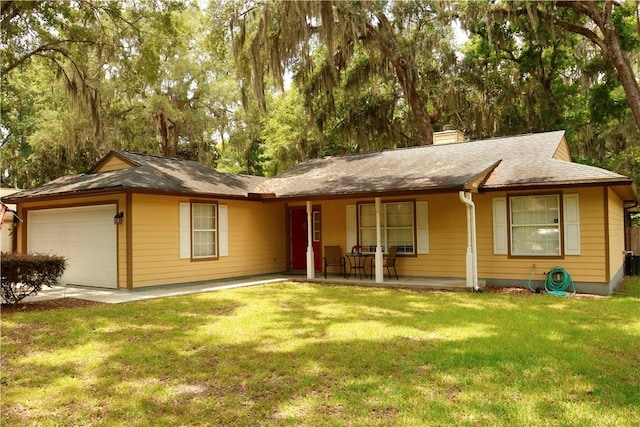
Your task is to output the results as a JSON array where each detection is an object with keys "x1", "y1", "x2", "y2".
[{"x1": 345, "y1": 253, "x2": 371, "y2": 280}]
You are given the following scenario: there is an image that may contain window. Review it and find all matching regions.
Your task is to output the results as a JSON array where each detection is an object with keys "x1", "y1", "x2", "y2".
[
  {"x1": 313, "y1": 211, "x2": 321, "y2": 242},
  {"x1": 358, "y1": 201, "x2": 414, "y2": 254},
  {"x1": 180, "y1": 202, "x2": 228, "y2": 260},
  {"x1": 510, "y1": 195, "x2": 560, "y2": 256},
  {"x1": 192, "y1": 203, "x2": 217, "y2": 258}
]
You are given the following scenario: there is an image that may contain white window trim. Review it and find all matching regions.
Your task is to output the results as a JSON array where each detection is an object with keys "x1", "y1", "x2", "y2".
[
  {"x1": 179, "y1": 202, "x2": 191, "y2": 259},
  {"x1": 218, "y1": 204, "x2": 229, "y2": 257},
  {"x1": 509, "y1": 194, "x2": 561, "y2": 257},
  {"x1": 192, "y1": 203, "x2": 218, "y2": 259},
  {"x1": 179, "y1": 202, "x2": 229, "y2": 259},
  {"x1": 416, "y1": 201, "x2": 430, "y2": 254},
  {"x1": 492, "y1": 197, "x2": 508, "y2": 255},
  {"x1": 357, "y1": 201, "x2": 416, "y2": 254},
  {"x1": 312, "y1": 211, "x2": 321, "y2": 242},
  {"x1": 501, "y1": 193, "x2": 581, "y2": 258},
  {"x1": 563, "y1": 194, "x2": 580, "y2": 255}
]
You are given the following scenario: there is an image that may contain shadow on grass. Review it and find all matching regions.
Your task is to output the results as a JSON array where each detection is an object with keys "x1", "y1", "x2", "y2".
[{"x1": 2, "y1": 283, "x2": 639, "y2": 426}]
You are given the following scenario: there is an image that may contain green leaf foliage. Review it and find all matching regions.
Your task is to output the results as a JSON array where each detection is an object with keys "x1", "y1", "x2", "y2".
[{"x1": 0, "y1": 0, "x2": 639, "y2": 187}]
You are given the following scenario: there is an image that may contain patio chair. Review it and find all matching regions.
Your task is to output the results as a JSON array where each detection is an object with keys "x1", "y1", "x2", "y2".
[
  {"x1": 370, "y1": 246, "x2": 399, "y2": 280},
  {"x1": 323, "y1": 245, "x2": 346, "y2": 279}
]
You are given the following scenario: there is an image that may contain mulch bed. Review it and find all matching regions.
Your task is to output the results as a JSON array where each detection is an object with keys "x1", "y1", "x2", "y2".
[
  {"x1": 483, "y1": 286, "x2": 535, "y2": 295},
  {"x1": 1, "y1": 298, "x2": 104, "y2": 315},
  {"x1": 483, "y1": 285, "x2": 604, "y2": 298}
]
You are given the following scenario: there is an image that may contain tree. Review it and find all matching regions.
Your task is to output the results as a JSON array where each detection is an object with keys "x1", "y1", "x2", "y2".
[
  {"x1": 228, "y1": 0, "x2": 457, "y2": 146},
  {"x1": 470, "y1": 0, "x2": 640, "y2": 132},
  {"x1": 2, "y1": 0, "x2": 639, "y2": 189},
  {"x1": 0, "y1": 0, "x2": 127, "y2": 134},
  {"x1": 1, "y1": 0, "x2": 230, "y2": 187},
  {"x1": 546, "y1": 1, "x2": 640, "y2": 131},
  {"x1": 261, "y1": 90, "x2": 320, "y2": 175},
  {"x1": 457, "y1": 0, "x2": 640, "y2": 183}
]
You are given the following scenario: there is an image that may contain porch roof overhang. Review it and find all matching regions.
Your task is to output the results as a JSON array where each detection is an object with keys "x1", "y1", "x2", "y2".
[
  {"x1": 253, "y1": 145, "x2": 506, "y2": 200},
  {"x1": 256, "y1": 163, "x2": 501, "y2": 203}
]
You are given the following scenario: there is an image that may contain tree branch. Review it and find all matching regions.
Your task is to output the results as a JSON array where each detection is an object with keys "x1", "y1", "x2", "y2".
[
  {"x1": 0, "y1": 0, "x2": 39, "y2": 29},
  {"x1": 535, "y1": 8, "x2": 607, "y2": 51},
  {"x1": 3, "y1": 39, "x2": 102, "y2": 74},
  {"x1": 603, "y1": 0, "x2": 614, "y2": 27},
  {"x1": 556, "y1": 1, "x2": 600, "y2": 23}
]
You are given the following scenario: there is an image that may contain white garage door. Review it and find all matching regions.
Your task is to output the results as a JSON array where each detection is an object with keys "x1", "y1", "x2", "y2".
[{"x1": 28, "y1": 205, "x2": 117, "y2": 288}]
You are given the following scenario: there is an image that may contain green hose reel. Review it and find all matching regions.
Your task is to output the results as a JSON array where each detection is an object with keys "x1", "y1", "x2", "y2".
[
  {"x1": 544, "y1": 267, "x2": 576, "y2": 297},
  {"x1": 528, "y1": 266, "x2": 576, "y2": 296}
]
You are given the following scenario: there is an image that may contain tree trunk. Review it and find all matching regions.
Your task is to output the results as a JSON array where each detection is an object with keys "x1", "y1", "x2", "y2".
[
  {"x1": 602, "y1": 26, "x2": 640, "y2": 130},
  {"x1": 374, "y1": 14, "x2": 434, "y2": 145},
  {"x1": 168, "y1": 120, "x2": 179, "y2": 158},
  {"x1": 390, "y1": 56, "x2": 434, "y2": 145},
  {"x1": 155, "y1": 111, "x2": 170, "y2": 156},
  {"x1": 552, "y1": 1, "x2": 640, "y2": 131}
]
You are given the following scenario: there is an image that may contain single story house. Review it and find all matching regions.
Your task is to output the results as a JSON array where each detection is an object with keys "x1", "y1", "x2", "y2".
[{"x1": 2, "y1": 130, "x2": 637, "y2": 295}]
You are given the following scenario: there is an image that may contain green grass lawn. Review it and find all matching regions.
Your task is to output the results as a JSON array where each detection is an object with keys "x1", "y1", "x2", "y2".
[{"x1": 2, "y1": 279, "x2": 639, "y2": 426}]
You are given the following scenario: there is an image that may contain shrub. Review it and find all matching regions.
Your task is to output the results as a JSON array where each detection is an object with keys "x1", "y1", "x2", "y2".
[{"x1": 1, "y1": 252, "x2": 67, "y2": 304}]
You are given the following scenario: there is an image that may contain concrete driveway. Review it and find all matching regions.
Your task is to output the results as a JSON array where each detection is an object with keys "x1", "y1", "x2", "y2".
[{"x1": 24, "y1": 276, "x2": 289, "y2": 304}]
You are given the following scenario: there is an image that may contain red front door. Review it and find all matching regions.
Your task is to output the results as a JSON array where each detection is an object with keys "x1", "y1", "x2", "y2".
[{"x1": 290, "y1": 206, "x2": 321, "y2": 270}]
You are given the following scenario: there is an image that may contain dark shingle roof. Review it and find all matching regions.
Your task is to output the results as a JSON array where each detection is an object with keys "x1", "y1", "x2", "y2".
[
  {"x1": 255, "y1": 143, "x2": 499, "y2": 197},
  {"x1": 3, "y1": 131, "x2": 634, "y2": 203},
  {"x1": 5, "y1": 151, "x2": 267, "y2": 201},
  {"x1": 256, "y1": 130, "x2": 631, "y2": 198}
]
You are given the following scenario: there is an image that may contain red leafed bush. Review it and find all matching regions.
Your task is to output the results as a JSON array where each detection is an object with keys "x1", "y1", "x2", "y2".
[{"x1": 1, "y1": 252, "x2": 67, "y2": 304}]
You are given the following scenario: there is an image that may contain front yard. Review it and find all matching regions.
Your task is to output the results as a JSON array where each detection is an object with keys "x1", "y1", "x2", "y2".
[{"x1": 2, "y1": 280, "x2": 639, "y2": 426}]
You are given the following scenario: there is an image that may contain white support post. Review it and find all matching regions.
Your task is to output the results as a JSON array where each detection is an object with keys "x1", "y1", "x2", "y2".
[
  {"x1": 306, "y1": 201, "x2": 315, "y2": 279},
  {"x1": 375, "y1": 197, "x2": 383, "y2": 283}
]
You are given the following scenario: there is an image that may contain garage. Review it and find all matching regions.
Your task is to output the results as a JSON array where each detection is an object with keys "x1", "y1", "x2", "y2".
[{"x1": 27, "y1": 205, "x2": 117, "y2": 288}]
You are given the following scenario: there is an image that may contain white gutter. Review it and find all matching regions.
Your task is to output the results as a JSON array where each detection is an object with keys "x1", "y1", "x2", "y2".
[{"x1": 459, "y1": 191, "x2": 480, "y2": 291}]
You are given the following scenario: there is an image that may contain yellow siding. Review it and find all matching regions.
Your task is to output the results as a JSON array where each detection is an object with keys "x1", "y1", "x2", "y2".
[
  {"x1": 130, "y1": 194, "x2": 286, "y2": 287},
  {"x1": 318, "y1": 199, "x2": 349, "y2": 251},
  {"x1": 411, "y1": 193, "x2": 466, "y2": 277},
  {"x1": 14, "y1": 183, "x2": 618, "y2": 290},
  {"x1": 475, "y1": 187, "x2": 607, "y2": 284},
  {"x1": 15, "y1": 194, "x2": 129, "y2": 289},
  {"x1": 608, "y1": 188, "x2": 625, "y2": 282},
  {"x1": 310, "y1": 194, "x2": 468, "y2": 279},
  {"x1": 553, "y1": 137, "x2": 572, "y2": 161},
  {"x1": 95, "y1": 156, "x2": 133, "y2": 172},
  {"x1": 315, "y1": 187, "x2": 610, "y2": 284}
]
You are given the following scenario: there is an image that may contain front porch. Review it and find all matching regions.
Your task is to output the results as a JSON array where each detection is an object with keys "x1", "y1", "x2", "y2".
[{"x1": 290, "y1": 192, "x2": 482, "y2": 291}]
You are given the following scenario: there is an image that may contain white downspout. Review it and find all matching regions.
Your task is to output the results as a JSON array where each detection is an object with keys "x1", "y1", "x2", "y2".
[
  {"x1": 459, "y1": 191, "x2": 479, "y2": 291},
  {"x1": 306, "y1": 201, "x2": 315, "y2": 279},
  {"x1": 375, "y1": 197, "x2": 383, "y2": 283}
]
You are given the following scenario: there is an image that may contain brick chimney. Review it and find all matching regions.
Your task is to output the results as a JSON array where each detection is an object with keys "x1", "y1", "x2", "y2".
[{"x1": 433, "y1": 125, "x2": 465, "y2": 145}]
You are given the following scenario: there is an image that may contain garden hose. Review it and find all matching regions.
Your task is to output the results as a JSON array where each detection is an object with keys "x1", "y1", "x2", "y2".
[{"x1": 545, "y1": 267, "x2": 576, "y2": 297}]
